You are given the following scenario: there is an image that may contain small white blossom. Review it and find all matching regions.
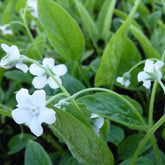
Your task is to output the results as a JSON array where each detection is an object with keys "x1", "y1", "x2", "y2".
[
  {"x1": 29, "y1": 57, "x2": 67, "y2": 89},
  {"x1": 27, "y1": 0, "x2": 38, "y2": 18},
  {"x1": 90, "y1": 113, "x2": 104, "y2": 136},
  {"x1": 55, "y1": 99, "x2": 69, "y2": 111},
  {"x1": 116, "y1": 72, "x2": 131, "y2": 87},
  {"x1": 12, "y1": 88, "x2": 56, "y2": 137},
  {"x1": 138, "y1": 59, "x2": 164, "y2": 89},
  {"x1": 0, "y1": 24, "x2": 13, "y2": 35},
  {"x1": 0, "y1": 43, "x2": 28, "y2": 73}
]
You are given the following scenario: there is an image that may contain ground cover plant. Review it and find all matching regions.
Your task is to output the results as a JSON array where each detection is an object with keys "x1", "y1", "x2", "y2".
[{"x1": 0, "y1": 0, "x2": 165, "y2": 164}]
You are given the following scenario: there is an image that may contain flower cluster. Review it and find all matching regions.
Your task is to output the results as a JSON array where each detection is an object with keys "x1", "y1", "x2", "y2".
[
  {"x1": 29, "y1": 58, "x2": 67, "y2": 89},
  {"x1": 138, "y1": 59, "x2": 164, "y2": 89},
  {"x1": 0, "y1": 43, "x2": 67, "y2": 136},
  {"x1": 116, "y1": 59, "x2": 164, "y2": 89},
  {"x1": 12, "y1": 89, "x2": 56, "y2": 136}
]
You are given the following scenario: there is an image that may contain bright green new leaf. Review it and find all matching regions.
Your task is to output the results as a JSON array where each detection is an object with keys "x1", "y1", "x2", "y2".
[
  {"x1": 77, "y1": 92, "x2": 145, "y2": 130},
  {"x1": 95, "y1": 0, "x2": 141, "y2": 88},
  {"x1": 50, "y1": 107, "x2": 114, "y2": 165},
  {"x1": 38, "y1": 0, "x2": 84, "y2": 61},
  {"x1": 25, "y1": 140, "x2": 52, "y2": 165},
  {"x1": 74, "y1": 0, "x2": 99, "y2": 42},
  {"x1": 97, "y1": 0, "x2": 116, "y2": 41}
]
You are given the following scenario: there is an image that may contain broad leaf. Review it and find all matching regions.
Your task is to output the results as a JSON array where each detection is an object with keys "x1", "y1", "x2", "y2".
[
  {"x1": 50, "y1": 107, "x2": 114, "y2": 165},
  {"x1": 95, "y1": 0, "x2": 141, "y2": 88},
  {"x1": 38, "y1": 0, "x2": 84, "y2": 61},
  {"x1": 8, "y1": 133, "x2": 35, "y2": 155},
  {"x1": 77, "y1": 92, "x2": 145, "y2": 130},
  {"x1": 25, "y1": 140, "x2": 52, "y2": 165}
]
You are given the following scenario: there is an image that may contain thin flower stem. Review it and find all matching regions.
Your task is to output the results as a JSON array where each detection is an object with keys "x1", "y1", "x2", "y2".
[
  {"x1": 46, "y1": 93, "x2": 67, "y2": 105},
  {"x1": 149, "y1": 81, "x2": 158, "y2": 128},
  {"x1": 158, "y1": 80, "x2": 165, "y2": 94},
  {"x1": 63, "y1": 87, "x2": 146, "y2": 125},
  {"x1": 151, "y1": 136, "x2": 162, "y2": 165},
  {"x1": 130, "y1": 115, "x2": 165, "y2": 165}
]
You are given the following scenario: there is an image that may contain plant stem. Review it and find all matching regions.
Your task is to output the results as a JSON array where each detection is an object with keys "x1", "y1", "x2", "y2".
[
  {"x1": 151, "y1": 136, "x2": 162, "y2": 165},
  {"x1": 130, "y1": 115, "x2": 165, "y2": 165},
  {"x1": 149, "y1": 81, "x2": 158, "y2": 128}
]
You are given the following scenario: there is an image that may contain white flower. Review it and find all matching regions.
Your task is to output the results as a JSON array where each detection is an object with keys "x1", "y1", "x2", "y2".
[
  {"x1": 138, "y1": 59, "x2": 164, "y2": 89},
  {"x1": 0, "y1": 43, "x2": 28, "y2": 73},
  {"x1": 116, "y1": 72, "x2": 131, "y2": 87},
  {"x1": 29, "y1": 58, "x2": 67, "y2": 89},
  {"x1": 55, "y1": 99, "x2": 69, "y2": 111},
  {"x1": 0, "y1": 24, "x2": 13, "y2": 35},
  {"x1": 27, "y1": 0, "x2": 38, "y2": 18},
  {"x1": 12, "y1": 88, "x2": 56, "y2": 137},
  {"x1": 90, "y1": 113, "x2": 104, "y2": 136}
]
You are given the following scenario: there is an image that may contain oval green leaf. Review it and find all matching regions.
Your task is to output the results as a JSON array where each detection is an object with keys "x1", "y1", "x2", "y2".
[{"x1": 38, "y1": 0, "x2": 84, "y2": 61}]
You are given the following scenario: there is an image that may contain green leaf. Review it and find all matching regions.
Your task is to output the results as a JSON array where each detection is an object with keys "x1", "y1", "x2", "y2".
[
  {"x1": 119, "y1": 157, "x2": 154, "y2": 165},
  {"x1": 95, "y1": 1, "x2": 140, "y2": 88},
  {"x1": 59, "y1": 152, "x2": 81, "y2": 165},
  {"x1": 50, "y1": 107, "x2": 114, "y2": 165},
  {"x1": 25, "y1": 140, "x2": 52, "y2": 165},
  {"x1": 27, "y1": 33, "x2": 45, "y2": 60},
  {"x1": 107, "y1": 124, "x2": 125, "y2": 146},
  {"x1": 118, "y1": 134, "x2": 152, "y2": 160},
  {"x1": 74, "y1": 0, "x2": 99, "y2": 42},
  {"x1": 1, "y1": 0, "x2": 15, "y2": 24},
  {"x1": 97, "y1": 0, "x2": 116, "y2": 41},
  {"x1": 77, "y1": 92, "x2": 145, "y2": 130},
  {"x1": 38, "y1": 0, "x2": 84, "y2": 61},
  {"x1": 130, "y1": 24, "x2": 161, "y2": 59},
  {"x1": 8, "y1": 133, "x2": 35, "y2": 155},
  {"x1": 62, "y1": 74, "x2": 86, "y2": 95},
  {"x1": 4, "y1": 70, "x2": 32, "y2": 83}
]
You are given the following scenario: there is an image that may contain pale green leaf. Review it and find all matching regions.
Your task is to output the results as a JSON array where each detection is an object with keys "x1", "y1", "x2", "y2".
[{"x1": 38, "y1": 0, "x2": 84, "y2": 61}]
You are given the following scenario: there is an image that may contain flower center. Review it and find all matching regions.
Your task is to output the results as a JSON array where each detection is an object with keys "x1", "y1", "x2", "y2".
[{"x1": 29, "y1": 106, "x2": 40, "y2": 116}]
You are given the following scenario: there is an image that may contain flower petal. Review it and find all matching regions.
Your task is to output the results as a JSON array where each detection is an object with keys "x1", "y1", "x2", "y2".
[
  {"x1": 143, "y1": 80, "x2": 151, "y2": 89},
  {"x1": 28, "y1": 118, "x2": 43, "y2": 137},
  {"x1": 157, "y1": 70, "x2": 162, "y2": 80},
  {"x1": 12, "y1": 108, "x2": 31, "y2": 124},
  {"x1": 10, "y1": 45, "x2": 20, "y2": 58},
  {"x1": 15, "y1": 62, "x2": 29, "y2": 73},
  {"x1": 32, "y1": 76, "x2": 48, "y2": 89},
  {"x1": 124, "y1": 80, "x2": 131, "y2": 87},
  {"x1": 43, "y1": 58, "x2": 55, "y2": 68},
  {"x1": 155, "y1": 60, "x2": 164, "y2": 70},
  {"x1": 144, "y1": 60, "x2": 154, "y2": 72},
  {"x1": 31, "y1": 90, "x2": 46, "y2": 106},
  {"x1": 53, "y1": 64, "x2": 67, "y2": 76},
  {"x1": 116, "y1": 77, "x2": 123, "y2": 84},
  {"x1": 16, "y1": 88, "x2": 30, "y2": 107},
  {"x1": 29, "y1": 63, "x2": 45, "y2": 76},
  {"x1": 48, "y1": 76, "x2": 61, "y2": 89},
  {"x1": 39, "y1": 108, "x2": 56, "y2": 124},
  {"x1": 1, "y1": 43, "x2": 10, "y2": 52},
  {"x1": 138, "y1": 71, "x2": 150, "y2": 82}
]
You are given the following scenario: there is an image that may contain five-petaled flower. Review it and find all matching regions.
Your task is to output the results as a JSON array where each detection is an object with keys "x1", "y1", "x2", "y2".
[
  {"x1": 0, "y1": 24, "x2": 13, "y2": 35},
  {"x1": 12, "y1": 88, "x2": 56, "y2": 137},
  {"x1": 29, "y1": 57, "x2": 67, "y2": 89},
  {"x1": 0, "y1": 43, "x2": 28, "y2": 73},
  {"x1": 27, "y1": 0, "x2": 38, "y2": 18},
  {"x1": 138, "y1": 59, "x2": 164, "y2": 89},
  {"x1": 116, "y1": 72, "x2": 131, "y2": 87}
]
